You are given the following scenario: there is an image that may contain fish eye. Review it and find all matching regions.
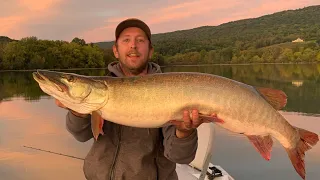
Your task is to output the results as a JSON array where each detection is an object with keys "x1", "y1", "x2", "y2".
[{"x1": 66, "y1": 75, "x2": 74, "y2": 82}]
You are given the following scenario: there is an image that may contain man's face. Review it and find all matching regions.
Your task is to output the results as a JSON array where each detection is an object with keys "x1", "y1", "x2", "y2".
[{"x1": 113, "y1": 27, "x2": 154, "y2": 75}]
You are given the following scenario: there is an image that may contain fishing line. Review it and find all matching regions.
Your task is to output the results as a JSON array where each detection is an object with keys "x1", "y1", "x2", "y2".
[{"x1": 22, "y1": 145, "x2": 84, "y2": 161}]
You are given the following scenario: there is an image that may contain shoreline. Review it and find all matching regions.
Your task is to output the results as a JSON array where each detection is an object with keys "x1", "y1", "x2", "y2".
[{"x1": 0, "y1": 62, "x2": 319, "y2": 72}]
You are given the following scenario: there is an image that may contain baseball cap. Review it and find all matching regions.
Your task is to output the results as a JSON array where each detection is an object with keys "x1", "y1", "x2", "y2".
[{"x1": 115, "y1": 18, "x2": 151, "y2": 42}]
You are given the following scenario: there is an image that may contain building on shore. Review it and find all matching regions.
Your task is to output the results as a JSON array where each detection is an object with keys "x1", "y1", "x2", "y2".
[{"x1": 292, "y1": 38, "x2": 304, "y2": 43}]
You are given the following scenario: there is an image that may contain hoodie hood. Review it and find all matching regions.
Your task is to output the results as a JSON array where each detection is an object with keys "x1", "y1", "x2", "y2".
[{"x1": 107, "y1": 61, "x2": 162, "y2": 77}]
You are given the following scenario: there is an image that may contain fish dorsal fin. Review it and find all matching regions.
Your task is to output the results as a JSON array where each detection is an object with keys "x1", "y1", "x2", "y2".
[{"x1": 255, "y1": 87, "x2": 287, "y2": 110}]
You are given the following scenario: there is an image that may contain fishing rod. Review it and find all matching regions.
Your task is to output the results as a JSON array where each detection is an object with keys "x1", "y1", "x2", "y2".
[{"x1": 22, "y1": 145, "x2": 84, "y2": 161}]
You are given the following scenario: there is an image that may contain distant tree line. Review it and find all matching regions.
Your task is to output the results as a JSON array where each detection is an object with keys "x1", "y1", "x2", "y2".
[
  {"x1": 0, "y1": 36, "x2": 319, "y2": 70},
  {"x1": 0, "y1": 37, "x2": 117, "y2": 70},
  {"x1": 153, "y1": 41, "x2": 320, "y2": 65}
]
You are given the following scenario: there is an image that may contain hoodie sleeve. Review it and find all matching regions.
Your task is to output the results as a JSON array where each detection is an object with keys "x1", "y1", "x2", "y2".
[
  {"x1": 66, "y1": 111, "x2": 93, "y2": 142},
  {"x1": 162, "y1": 125, "x2": 198, "y2": 164}
]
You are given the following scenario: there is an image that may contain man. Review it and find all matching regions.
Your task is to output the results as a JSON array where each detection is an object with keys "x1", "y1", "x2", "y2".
[{"x1": 56, "y1": 18, "x2": 207, "y2": 180}]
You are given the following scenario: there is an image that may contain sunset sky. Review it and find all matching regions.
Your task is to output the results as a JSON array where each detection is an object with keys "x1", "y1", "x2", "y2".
[{"x1": 1, "y1": 0, "x2": 319, "y2": 43}]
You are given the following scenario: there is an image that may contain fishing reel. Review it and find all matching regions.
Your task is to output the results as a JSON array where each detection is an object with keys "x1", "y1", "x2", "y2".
[{"x1": 207, "y1": 165, "x2": 223, "y2": 180}]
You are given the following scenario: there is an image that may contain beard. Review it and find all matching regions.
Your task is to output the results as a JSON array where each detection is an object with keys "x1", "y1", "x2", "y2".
[{"x1": 119, "y1": 57, "x2": 149, "y2": 75}]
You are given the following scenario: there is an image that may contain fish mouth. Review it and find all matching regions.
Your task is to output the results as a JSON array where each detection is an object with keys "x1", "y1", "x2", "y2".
[
  {"x1": 33, "y1": 71, "x2": 45, "y2": 81},
  {"x1": 33, "y1": 70, "x2": 68, "y2": 92}
]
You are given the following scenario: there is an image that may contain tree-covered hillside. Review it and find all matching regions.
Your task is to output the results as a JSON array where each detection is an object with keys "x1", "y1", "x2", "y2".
[
  {"x1": 151, "y1": 5, "x2": 320, "y2": 55},
  {"x1": 96, "y1": 5, "x2": 320, "y2": 65},
  {"x1": 0, "y1": 36, "x2": 15, "y2": 43}
]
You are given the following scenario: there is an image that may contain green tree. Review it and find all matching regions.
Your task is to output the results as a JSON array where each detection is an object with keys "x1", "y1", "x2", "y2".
[
  {"x1": 204, "y1": 50, "x2": 218, "y2": 64},
  {"x1": 0, "y1": 43, "x2": 6, "y2": 69},
  {"x1": 252, "y1": 55, "x2": 262, "y2": 63},
  {"x1": 278, "y1": 48, "x2": 294, "y2": 62},
  {"x1": 151, "y1": 52, "x2": 165, "y2": 65},
  {"x1": 316, "y1": 51, "x2": 320, "y2": 62},
  {"x1": 2, "y1": 42, "x2": 26, "y2": 69},
  {"x1": 71, "y1": 37, "x2": 86, "y2": 46},
  {"x1": 199, "y1": 49, "x2": 207, "y2": 62},
  {"x1": 301, "y1": 48, "x2": 316, "y2": 62},
  {"x1": 294, "y1": 52, "x2": 302, "y2": 62},
  {"x1": 29, "y1": 54, "x2": 45, "y2": 69}
]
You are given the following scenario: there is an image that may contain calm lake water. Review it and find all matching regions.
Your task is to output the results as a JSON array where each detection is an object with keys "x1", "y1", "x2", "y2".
[{"x1": 0, "y1": 64, "x2": 319, "y2": 180}]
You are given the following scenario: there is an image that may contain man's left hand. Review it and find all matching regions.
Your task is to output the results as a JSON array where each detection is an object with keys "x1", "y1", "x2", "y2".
[{"x1": 170, "y1": 109, "x2": 206, "y2": 138}]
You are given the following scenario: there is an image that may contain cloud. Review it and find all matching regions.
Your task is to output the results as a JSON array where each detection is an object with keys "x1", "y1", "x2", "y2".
[
  {"x1": 0, "y1": 0, "x2": 62, "y2": 40},
  {"x1": 0, "y1": 16, "x2": 26, "y2": 36},
  {"x1": 17, "y1": 0, "x2": 60, "y2": 12},
  {"x1": 1, "y1": 0, "x2": 319, "y2": 42},
  {"x1": 79, "y1": 0, "x2": 242, "y2": 42},
  {"x1": 147, "y1": 0, "x2": 241, "y2": 25}
]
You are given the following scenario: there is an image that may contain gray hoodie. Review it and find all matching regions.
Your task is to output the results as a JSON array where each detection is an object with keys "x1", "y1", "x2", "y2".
[{"x1": 66, "y1": 61, "x2": 198, "y2": 180}]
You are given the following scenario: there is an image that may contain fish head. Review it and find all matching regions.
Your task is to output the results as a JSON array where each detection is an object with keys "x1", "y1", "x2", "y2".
[{"x1": 33, "y1": 70, "x2": 108, "y2": 114}]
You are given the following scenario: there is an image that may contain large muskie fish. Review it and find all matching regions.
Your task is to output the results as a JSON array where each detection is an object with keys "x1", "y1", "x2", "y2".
[{"x1": 32, "y1": 70, "x2": 318, "y2": 179}]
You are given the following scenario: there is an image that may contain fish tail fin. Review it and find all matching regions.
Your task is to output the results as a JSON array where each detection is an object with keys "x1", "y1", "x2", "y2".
[
  {"x1": 297, "y1": 127, "x2": 319, "y2": 146},
  {"x1": 286, "y1": 127, "x2": 319, "y2": 180}
]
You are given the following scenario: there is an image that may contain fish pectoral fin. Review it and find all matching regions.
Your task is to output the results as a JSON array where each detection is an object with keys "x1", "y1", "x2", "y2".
[
  {"x1": 255, "y1": 87, "x2": 287, "y2": 110},
  {"x1": 198, "y1": 113, "x2": 225, "y2": 123},
  {"x1": 247, "y1": 134, "x2": 273, "y2": 161},
  {"x1": 91, "y1": 111, "x2": 104, "y2": 141}
]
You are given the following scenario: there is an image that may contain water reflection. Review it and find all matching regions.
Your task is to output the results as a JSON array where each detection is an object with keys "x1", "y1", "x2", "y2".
[
  {"x1": 0, "y1": 146, "x2": 86, "y2": 180},
  {"x1": 0, "y1": 98, "x2": 91, "y2": 180}
]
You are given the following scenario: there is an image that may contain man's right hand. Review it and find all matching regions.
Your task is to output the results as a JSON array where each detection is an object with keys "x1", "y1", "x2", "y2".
[{"x1": 55, "y1": 99, "x2": 88, "y2": 118}]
